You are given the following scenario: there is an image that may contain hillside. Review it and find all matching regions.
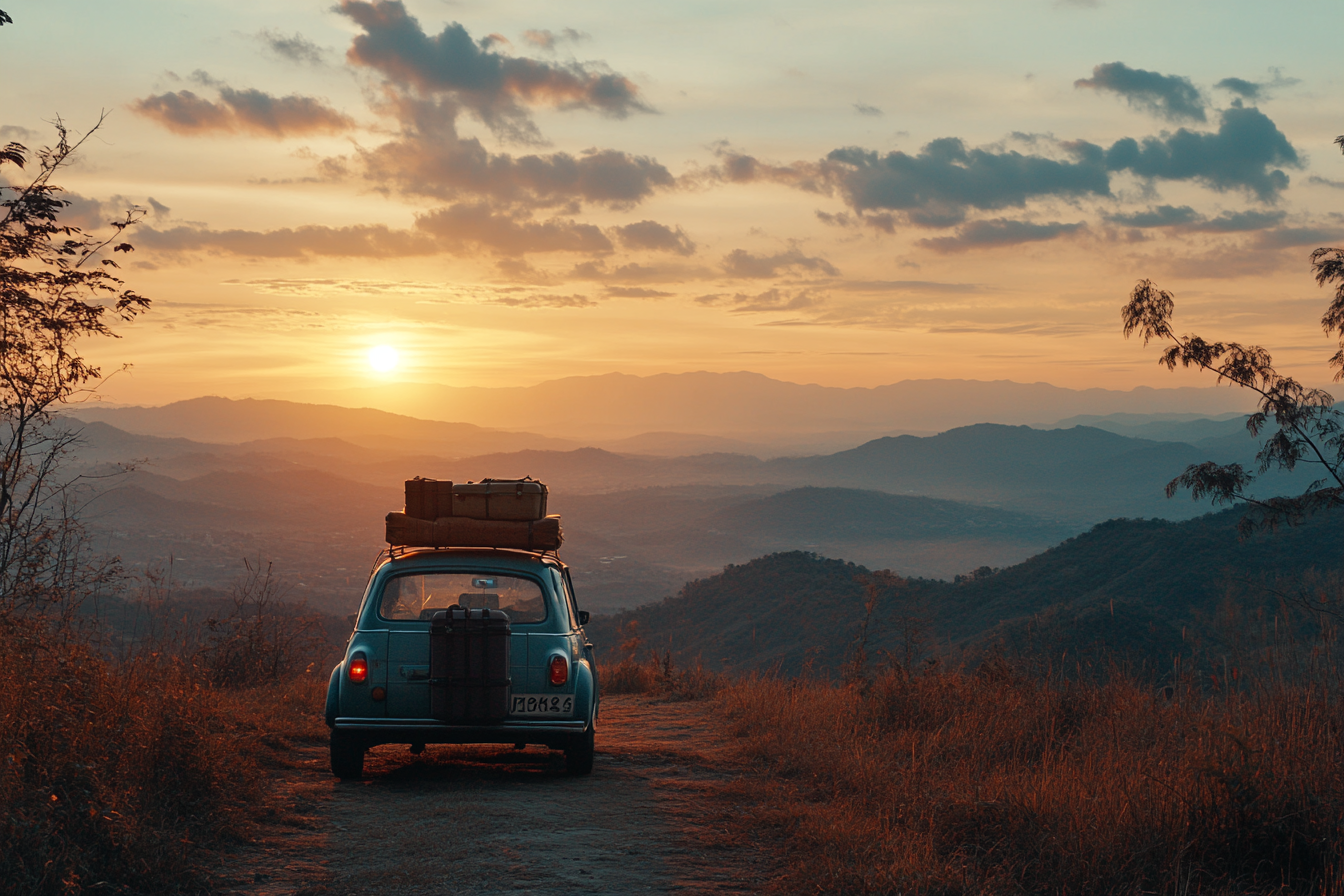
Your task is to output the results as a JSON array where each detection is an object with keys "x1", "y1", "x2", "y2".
[{"x1": 588, "y1": 507, "x2": 1344, "y2": 675}]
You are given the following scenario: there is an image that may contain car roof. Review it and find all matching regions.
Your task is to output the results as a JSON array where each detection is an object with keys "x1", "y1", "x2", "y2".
[{"x1": 376, "y1": 547, "x2": 566, "y2": 575}]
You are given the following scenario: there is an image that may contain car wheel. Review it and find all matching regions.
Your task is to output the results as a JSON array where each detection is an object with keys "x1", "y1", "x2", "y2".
[
  {"x1": 564, "y1": 723, "x2": 595, "y2": 776},
  {"x1": 330, "y1": 732, "x2": 365, "y2": 780}
]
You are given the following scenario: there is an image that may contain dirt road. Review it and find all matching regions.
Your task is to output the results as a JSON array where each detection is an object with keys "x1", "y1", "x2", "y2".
[{"x1": 217, "y1": 696, "x2": 779, "y2": 895}]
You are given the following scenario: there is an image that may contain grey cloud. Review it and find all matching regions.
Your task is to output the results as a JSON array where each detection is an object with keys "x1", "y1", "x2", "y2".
[
  {"x1": 521, "y1": 29, "x2": 589, "y2": 51},
  {"x1": 133, "y1": 87, "x2": 354, "y2": 137},
  {"x1": 258, "y1": 30, "x2": 328, "y2": 65},
  {"x1": 1104, "y1": 204, "x2": 1286, "y2": 232},
  {"x1": 415, "y1": 203, "x2": 612, "y2": 255},
  {"x1": 918, "y1": 219, "x2": 1085, "y2": 253},
  {"x1": 612, "y1": 220, "x2": 695, "y2": 255},
  {"x1": 696, "y1": 288, "x2": 823, "y2": 314},
  {"x1": 490, "y1": 292, "x2": 595, "y2": 308},
  {"x1": 338, "y1": 0, "x2": 650, "y2": 143},
  {"x1": 1099, "y1": 106, "x2": 1301, "y2": 200},
  {"x1": 0, "y1": 124, "x2": 38, "y2": 141},
  {"x1": 146, "y1": 197, "x2": 171, "y2": 218},
  {"x1": 722, "y1": 247, "x2": 839, "y2": 278},
  {"x1": 605, "y1": 286, "x2": 673, "y2": 298},
  {"x1": 137, "y1": 222, "x2": 439, "y2": 257},
  {"x1": 1215, "y1": 77, "x2": 1261, "y2": 100},
  {"x1": 1254, "y1": 226, "x2": 1344, "y2": 249},
  {"x1": 1309, "y1": 176, "x2": 1344, "y2": 190},
  {"x1": 1075, "y1": 62, "x2": 1205, "y2": 123},
  {"x1": 853, "y1": 102, "x2": 882, "y2": 117},
  {"x1": 358, "y1": 95, "x2": 673, "y2": 208}
]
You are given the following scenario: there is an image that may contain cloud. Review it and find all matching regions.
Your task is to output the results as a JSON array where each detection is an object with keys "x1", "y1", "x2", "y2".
[
  {"x1": 0, "y1": 124, "x2": 38, "y2": 141},
  {"x1": 853, "y1": 102, "x2": 882, "y2": 117},
  {"x1": 133, "y1": 86, "x2": 354, "y2": 137},
  {"x1": 1309, "y1": 176, "x2": 1344, "y2": 190},
  {"x1": 230, "y1": 278, "x2": 447, "y2": 296},
  {"x1": 917, "y1": 219, "x2": 1085, "y2": 253},
  {"x1": 612, "y1": 220, "x2": 695, "y2": 255},
  {"x1": 1214, "y1": 69, "x2": 1299, "y2": 101},
  {"x1": 414, "y1": 203, "x2": 612, "y2": 255},
  {"x1": 356, "y1": 95, "x2": 673, "y2": 208},
  {"x1": 257, "y1": 30, "x2": 328, "y2": 65},
  {"x1": 604, "y1": 286, "x2": 673, "y2": 298},
  {"x1": 137, "y1": 222, "x2": 439, "y2": 257},
  {"x1": 489, "y1": 292, "x2": 595, "y2": 308},
  {"x1": 338, "y1": 0, "x2": 650, "y2": 143},
  {"x1": 1104, "y1": 205, "x2": 1287, "y2": 232},
  {"x1": 521, "y1": 28, "x2": 589, "y2": 51},
  {"x1": 1075, "y1": 62, "x2": 1205, "y2": 123},
  {"x1": 1098, "y1": 106, "x2": 1301, "y2": 200},
  {"x1": 696, "y1": 288, "x2": 823, "y2": 313},
  {"x1": 722, "y1": 247, "x2": 839, "y2": 278}
]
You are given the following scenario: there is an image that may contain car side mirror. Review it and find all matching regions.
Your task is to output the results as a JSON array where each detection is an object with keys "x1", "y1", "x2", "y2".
[{"x1": 578, "y1": 610, "x2": 589, "y2": 625}]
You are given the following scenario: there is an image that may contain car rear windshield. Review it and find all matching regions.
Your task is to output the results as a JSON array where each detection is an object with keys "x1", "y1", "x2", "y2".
[{"x1": 378, "y1": 572, "x2": 548, "y2": 623}]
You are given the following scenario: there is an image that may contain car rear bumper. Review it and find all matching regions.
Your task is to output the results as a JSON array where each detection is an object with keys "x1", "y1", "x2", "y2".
[{"x1": 332, "y1": 716, "x2": 588, "y2": 749}]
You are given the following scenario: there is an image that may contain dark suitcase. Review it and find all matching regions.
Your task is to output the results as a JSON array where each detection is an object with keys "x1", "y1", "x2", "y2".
[
  {"x1": 429, "y1": 606, "x2": 511, "y2": 723},
  {"x1": 385, "y1": 512, "x2": 564, "y2": 551},
  {"x1": 405, "y1": 477, "x2": 454, "y2": 521}
]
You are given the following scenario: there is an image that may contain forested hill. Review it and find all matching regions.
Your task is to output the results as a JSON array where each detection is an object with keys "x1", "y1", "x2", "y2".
[{"x1": 586, "y1": 507, "x2": 1344, "y2": 676}]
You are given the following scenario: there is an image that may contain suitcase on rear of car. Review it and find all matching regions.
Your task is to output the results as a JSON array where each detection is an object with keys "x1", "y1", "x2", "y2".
[
  {"x1": 452, "y1": 479, "x2": 548, "y2": 521},
  {"x1": 405, "y1": 477, "x2": 454, "y2": 521},
  {"x1": 429, "y1": 606, "x2": 511, "y2": 723}
]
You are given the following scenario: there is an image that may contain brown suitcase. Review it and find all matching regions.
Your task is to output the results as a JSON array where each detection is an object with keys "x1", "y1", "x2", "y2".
[
  {"x1": 405, "y1": 477, "x2": 454, "y2": 521},
  {"x1": 451, "y1": 479, "x2": 548, "y2": 521},
  {"x1": 385, "y1": 512, "x2": 563, "y2": 551}
]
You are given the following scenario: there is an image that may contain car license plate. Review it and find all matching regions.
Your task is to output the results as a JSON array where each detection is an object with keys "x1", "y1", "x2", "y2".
[{"x1": 511, "y1": 694, "x2": 573, "y2": 716}]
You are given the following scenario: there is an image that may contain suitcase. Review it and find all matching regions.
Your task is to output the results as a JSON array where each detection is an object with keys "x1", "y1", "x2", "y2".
[
  {"x1": 405, "y1": 477, "x2": 454, "y2": 521},
  {"x1": 385, "y1": 512, "x2": 563, "y2": 551},
  {"x1": 429, "y1": 606, "x2": 511, "y2": 723},
  {"x1": 451, "y1": 479, "x2": 548, "y2": 521}
]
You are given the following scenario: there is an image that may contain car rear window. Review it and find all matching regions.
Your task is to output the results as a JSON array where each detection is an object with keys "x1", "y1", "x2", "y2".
[{"x1": 378, "y1": 572, "x2": 548, "y2": 623}]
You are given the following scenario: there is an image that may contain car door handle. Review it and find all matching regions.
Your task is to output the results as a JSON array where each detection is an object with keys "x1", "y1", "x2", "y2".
[{"x1": 399, "y1": 665, "x2": 430, "y2": 681}]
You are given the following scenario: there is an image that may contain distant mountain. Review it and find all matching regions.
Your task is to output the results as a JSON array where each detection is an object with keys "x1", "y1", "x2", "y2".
[
  {"x1": 1044, "y1": 412, "x2": 1251, "y2": 444},
  {"x1": 289, "y1": 372, "x2": 1254, "y2": 441},
  {"x1": 588, "y1": 507, "x2": 1344, "y2": 676},
  {"x1": 64, "y1": 396, "x2": 580, "y2": 457}
]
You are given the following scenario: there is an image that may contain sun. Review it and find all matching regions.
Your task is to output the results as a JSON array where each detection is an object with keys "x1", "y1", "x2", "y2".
[{"x1": 368, "y1": 345, "x2": 400, "y2": 373}]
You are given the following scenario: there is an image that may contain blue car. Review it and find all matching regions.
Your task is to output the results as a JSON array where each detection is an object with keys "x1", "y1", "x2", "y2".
[{"x1": 325, "y1": 547, "x2": 599, "y2": 779}]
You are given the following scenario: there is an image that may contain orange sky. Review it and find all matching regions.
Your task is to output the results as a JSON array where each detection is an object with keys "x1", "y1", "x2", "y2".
[{"x1": 3, "y1": 0, "x2": 1341, "y2": 413}]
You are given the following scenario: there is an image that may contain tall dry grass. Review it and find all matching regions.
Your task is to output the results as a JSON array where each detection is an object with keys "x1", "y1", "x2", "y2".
[
  {"x1": 0, "y1": 589, "x2": 333, "y2": 895},
  {"x1": 719, "y1": 666, "x2": 1344, "y2": 895}
]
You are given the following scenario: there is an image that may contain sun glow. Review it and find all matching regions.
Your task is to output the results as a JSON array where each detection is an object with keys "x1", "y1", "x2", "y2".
[{"x1": 368, "y1": 345, "x2": 400, "y2": 373}]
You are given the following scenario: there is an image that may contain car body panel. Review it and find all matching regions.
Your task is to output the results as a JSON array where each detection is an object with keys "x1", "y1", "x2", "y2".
[{"x1": 326, "y1": 547, "x2": 599, "y2": 750}]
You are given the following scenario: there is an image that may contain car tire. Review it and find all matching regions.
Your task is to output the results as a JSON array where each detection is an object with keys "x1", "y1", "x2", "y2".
[
  {"x1": 564, "y1": 723, "x2": 595, "y2": 776},
  {"x1": 330, "y1": 732, "x2": 365, "y2": 780}
]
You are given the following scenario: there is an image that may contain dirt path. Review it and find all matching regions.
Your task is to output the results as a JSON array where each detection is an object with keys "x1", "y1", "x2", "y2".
[{"x1": 216, "y1": 696, "x2": 779, "y2": 895}]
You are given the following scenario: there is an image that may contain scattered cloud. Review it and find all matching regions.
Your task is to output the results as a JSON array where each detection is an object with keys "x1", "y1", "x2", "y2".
[
  {"x1": 0, "y1": 124, "x2": 38, "y2": 141},
  {"x1": 137, "y1": 222, "x2": 439, "y2": 257},
  {"x1": 1105, "y1": 205, "x2": 1288, "y2": 233},
  {"x1": 722, "y1": 247, "x2": 839, "y2": 278},
  {"x1": 611, "y1": 220, "x2": 695, "y2": 255},
  {"x1": 1214, "y1": 69, "x2": 1299, "y2": 100},
  {"x1": 1075, "y1": 62, "x2": 1205, "y2": 123},
  {"x1": 338, "y1": 0, "x2": 651, "y2": 144},
  {"x1": 918, "y1": 219, "x2": 1085, "y2": 253},
  {"x1": 227, "y1": 278, "x2": 447, "y2": 296},
  {"x1": 604, "y1": 286, "x2": 673, "y2": 298},
  {"x1": 521, "y1": 28, "x2": 589, "y2": 51},
  {"x1": 489, "y1": 292, "x2": 595, "y2": 308},
  {"x1": 1309, "y1": 176, "x2": 1344, "y2": 190},
  {"x1": 257, "y1": 30, "x2": 329, "y2": 66},
  {"x1": 133, "y1": 85, "x2": 354, "y2": 137},
  {"x1": 415, "y1": 203, "x2": 613, "y2": 255},
  {"x1": 853, "y1": 102, "x2": 883, "y2": 117},
  {"x1": 696, "y1": 288, "x2": 824, "y2": 313}
]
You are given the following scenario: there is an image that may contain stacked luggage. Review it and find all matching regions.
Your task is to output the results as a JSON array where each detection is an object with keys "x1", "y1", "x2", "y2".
[{"x1": 385, "y1": 477, "x2": 563, "y2": 550}]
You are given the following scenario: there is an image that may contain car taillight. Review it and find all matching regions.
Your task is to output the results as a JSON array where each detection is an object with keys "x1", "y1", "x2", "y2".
[
  {"x1": 348, "y1": 654, "x2": 368, "y2": 683},
  {"x1": 549, "y1": 654, "x2": 568, "y2": 686}
]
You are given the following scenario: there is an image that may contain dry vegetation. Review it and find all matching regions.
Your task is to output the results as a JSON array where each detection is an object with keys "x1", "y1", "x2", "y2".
[
  {"x1": 0, "y1": 585, "x2": 333, "y2": 896},
  {"x1": 718, "y1": 662, "x2": 1344, "y2": 895}
]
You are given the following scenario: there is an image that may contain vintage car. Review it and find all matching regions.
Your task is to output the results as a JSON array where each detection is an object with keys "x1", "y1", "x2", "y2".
[{"x1": 325, "y1": 546, "x2": 598, "y2": 779}]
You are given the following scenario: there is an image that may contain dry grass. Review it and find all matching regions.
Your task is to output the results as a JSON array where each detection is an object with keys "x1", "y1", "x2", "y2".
[
  {"x1": 0, "y1": 616, "x2": 330, "y2": 895},
  {"x1": 717, "y1": 667, "x2": 1344, "y2": 895},
  {"x1": 603, "y1": 649, "x2": 724, "y2": 700}
]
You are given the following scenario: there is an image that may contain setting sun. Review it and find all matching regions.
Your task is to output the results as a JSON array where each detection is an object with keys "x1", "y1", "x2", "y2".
[{"x1": 368, "y1": 345, "x2": 399, "y2": 374}]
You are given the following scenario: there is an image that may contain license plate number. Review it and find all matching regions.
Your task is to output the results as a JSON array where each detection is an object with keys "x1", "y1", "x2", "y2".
[{"x1": 511, "y1": 694, "x2": 573, "y2": 716}]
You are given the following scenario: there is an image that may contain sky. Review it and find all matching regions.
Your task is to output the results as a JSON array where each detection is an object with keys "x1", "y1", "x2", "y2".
[{"x1": 2, "y1": 0, "x2": 1342, "y2": 411}]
